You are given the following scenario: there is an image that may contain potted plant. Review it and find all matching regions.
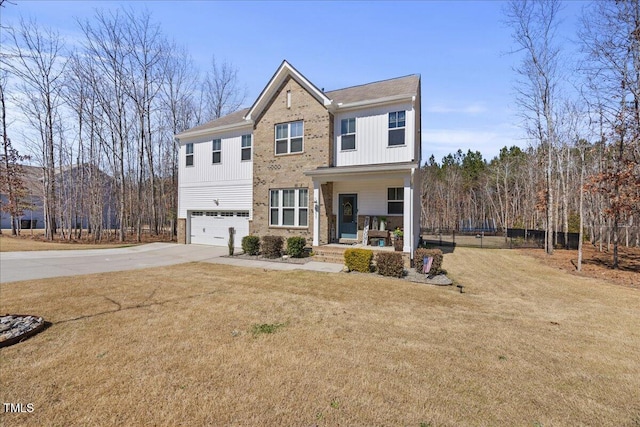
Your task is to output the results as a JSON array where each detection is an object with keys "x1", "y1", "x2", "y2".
[
  {"x1": 393, "y1": 227, "x2": 403, "y2": 251},
  {"x1": 378, "y1": 216, "x2": 387, "y2": 231}
]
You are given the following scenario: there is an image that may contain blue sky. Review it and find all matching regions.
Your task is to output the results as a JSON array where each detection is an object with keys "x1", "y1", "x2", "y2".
[{"x1": 3, "y1": 0, "x2": 584, "y2": 164}]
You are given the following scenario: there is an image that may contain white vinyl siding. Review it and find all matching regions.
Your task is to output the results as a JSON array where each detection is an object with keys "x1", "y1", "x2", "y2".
[
  {"x1": 179, "y1": 129, "x2": 252, "y2": 189},
  {"x1": 332, "y1": 179, "x2": 404, "y2": 217},
  {"x1": 334, "y1": 102, "x2": 414, "y2": 167},
  {"x1": 270, "y1": 188, "x2": 308, "y2": 227}
]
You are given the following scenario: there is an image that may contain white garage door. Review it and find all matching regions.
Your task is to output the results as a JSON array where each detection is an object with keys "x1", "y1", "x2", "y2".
[{"x1": 190, "y1": 211, "x2": 249, "y2": 246}]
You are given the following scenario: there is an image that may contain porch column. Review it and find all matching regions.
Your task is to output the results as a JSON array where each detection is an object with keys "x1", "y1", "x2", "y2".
[
  {"x1": 403, "y1": 175, "x2": 412, "y2": 253},
  {"x1": 313, "y1": 180, "x2": 320, "y2": 246}
]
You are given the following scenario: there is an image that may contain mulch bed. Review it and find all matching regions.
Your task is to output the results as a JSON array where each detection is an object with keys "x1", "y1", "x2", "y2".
[{"x1": 520, "y1": 244, "x2": 640, "y2": 290}]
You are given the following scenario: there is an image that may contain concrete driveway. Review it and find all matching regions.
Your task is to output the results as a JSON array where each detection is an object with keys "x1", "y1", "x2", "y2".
[{"x1": 0, "y1": 243, "x2": 228, "y2": 283}]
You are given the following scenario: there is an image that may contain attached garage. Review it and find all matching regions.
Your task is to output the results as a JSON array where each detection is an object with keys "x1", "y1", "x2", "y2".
[{"x1": 189, "y1": 211, "x2": 249, "y2": 246}]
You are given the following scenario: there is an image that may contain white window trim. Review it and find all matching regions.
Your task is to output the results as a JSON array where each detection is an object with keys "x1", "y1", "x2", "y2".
[
  {"x1": 275, "y1": 121, "x2": 304, "y2": 155},
  {"x1": 212, "y1": 139, "x2": 221, "y2": 164},
  {"x1": 185, "y1": 143, "x2": 194, "y2": 167},
  {"x1": 269, "y1": 188, "x2": 309, "y2": 228},
  {"x1": 340, "y1": 117, "x2": 356, "y2": 151},
  {"x1": 388, "y1": 111, "x2": 406, "y2": 147},
  {"x1": 241, "y1": 134, "x2": 252, "y2": 161},
  {"x1": 387, "y1": 187, "x2": 404, "y2": 215}
]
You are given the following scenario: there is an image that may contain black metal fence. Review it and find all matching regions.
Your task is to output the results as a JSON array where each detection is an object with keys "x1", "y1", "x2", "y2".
[{"x1": 420, "y1": 228, "x2": 580, "y2": 250}]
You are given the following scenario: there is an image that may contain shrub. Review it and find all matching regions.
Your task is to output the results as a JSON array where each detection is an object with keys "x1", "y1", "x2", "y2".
[
  {"x1": 228, "y1": 228, "x2": 235, "y2": 256},
  {"x1": 344, "y1": 248, "x2": 373, "y2": 273},
  {"x1": 242, "y1": 235, "x2": 260, "y2": 255},
  {"x1": 376, "y1": 252, "x2": 404, "y2": 278},
  {"x1": 414, "y1": 248, "x2": 443, "y2": 275},
  {"x1": 261, "y1": 235, "x2": 284, "y2": 258},
  {"x1": 286, "y1": 236, "x2": 306, "y2": 258}
]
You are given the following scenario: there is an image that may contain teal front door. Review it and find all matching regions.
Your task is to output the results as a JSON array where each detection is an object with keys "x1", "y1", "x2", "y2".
[{"x1": 339, "y1": 194, "x2": 357, "y2": 239}]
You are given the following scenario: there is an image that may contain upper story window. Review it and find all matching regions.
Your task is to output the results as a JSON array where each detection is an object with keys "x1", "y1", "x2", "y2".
[
  {"x1": 275, "y1": 121, "x2": 303, "y2": 155},
  {"x1": 388, "y1": 187, "x2": 404, "y2": 214},
  {"x1": 269, "y1": 188, "x2": 308, "y2": 227},
  {"x1": 241, "y1": 134, "x2": 252, "y2": 161},
  {"x1": 341, "y1": 118, "x2": 356, "y2": 151},
  {"x1": 212, "y1": 139, "x2": 221, "y2": 164},
  {"x1": 388, "y1": 111, "x2": 406, "y2": 146},
  {"x1": 185, "y1": 143, "x2": 194, "y2": 166}
]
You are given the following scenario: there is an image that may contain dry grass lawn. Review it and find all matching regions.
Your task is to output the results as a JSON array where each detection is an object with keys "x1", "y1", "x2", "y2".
[
  {"x1": 0, "y1": 234, "x2": 136, "y2": 252},
  {"x1": 1, "y1": 248, "x2": 639, "y2": 426}
]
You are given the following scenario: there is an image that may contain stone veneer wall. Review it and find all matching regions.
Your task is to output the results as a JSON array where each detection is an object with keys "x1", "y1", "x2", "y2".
[
  {"x1": 177, "y1": 218, "x2": 186, "y2": 244},
  {"x1": 250, "y1": 76, "x2": 333, "y2": 244}
]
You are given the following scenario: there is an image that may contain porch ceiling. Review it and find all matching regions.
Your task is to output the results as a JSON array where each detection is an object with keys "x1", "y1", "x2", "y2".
[{"x1": 304, "y1": 161, "x2": 418, "y2": 183}]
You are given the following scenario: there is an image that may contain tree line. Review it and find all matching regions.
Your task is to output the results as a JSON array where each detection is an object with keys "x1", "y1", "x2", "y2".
[
  {"x1": 0, "y1": 6, "x2": 245, "y2": 242},
  {"x1": 420, "y1": 0, "x2": 638, "y2": 269}
]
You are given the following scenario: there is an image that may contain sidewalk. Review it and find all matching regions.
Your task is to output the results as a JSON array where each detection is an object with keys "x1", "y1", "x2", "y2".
[{"x1": 203, "y1": 255, "x2": 344, "y2": 273}]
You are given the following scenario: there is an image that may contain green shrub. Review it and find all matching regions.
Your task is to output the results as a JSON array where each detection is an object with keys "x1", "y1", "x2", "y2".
[
  {"x1": 286, "y1": 236, "x2": 306, "y2": 258},
  {"x1": 344, "y1": 248, "x2": 373, "y2": 273},
  {"x1": 376, "y1": 252, "x2": 404, "y2": 277},
  {"x1": 261, "y1": 235, "x2": 284, "y2": 258},
  {"x1": 242, "y1": 235, "x2": 260, "y2": 255},
  {"x1": 414, "y1": 248, "x2": 443, "y2": 275}
]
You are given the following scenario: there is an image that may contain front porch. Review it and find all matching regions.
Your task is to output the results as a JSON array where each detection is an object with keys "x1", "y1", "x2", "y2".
[
  {"x1": 312, "y1": 243, "x2": 411, "y2": 268},
  {"x1": 304, "y1": 161, "x2": 420, "y2": 259}
]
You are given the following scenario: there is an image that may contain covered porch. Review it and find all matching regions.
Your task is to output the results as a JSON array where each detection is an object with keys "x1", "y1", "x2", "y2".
[{"x1": 304, "y1": 161, "x2": 420, "y2": 258}]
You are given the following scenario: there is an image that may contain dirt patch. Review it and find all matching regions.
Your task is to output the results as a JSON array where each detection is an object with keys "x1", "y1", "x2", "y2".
[{"x1": 520, "y1": 244, "x2": 640, "y2": 290}]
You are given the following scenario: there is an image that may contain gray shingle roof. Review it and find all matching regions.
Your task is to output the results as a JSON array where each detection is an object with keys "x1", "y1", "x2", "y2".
[
  {"x1": 325, "y1": 74, "x2": 420, "y2": 105},
  {"x1": 176, "y1": 108, "x2": 250, "y2": 138},
  {"x1": 176, "y1": 74, "x2": 419, "y2": 137}
]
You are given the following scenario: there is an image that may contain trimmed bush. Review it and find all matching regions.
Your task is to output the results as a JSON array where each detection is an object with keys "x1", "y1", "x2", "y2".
[
  {"x1": 286, "y1": 236, "x2": 306, "y2": 258},
  {"x1": 344, "y1": 248, "x2": 373, "y2": 273},
  {"x1": 415, "y1": 248, "x2": 443, "y2": 274},
  {"x1": 376, "y1": 252, "x2": 404, "y2": 278},
  {"x1": 242, "y1": 235, "x2": 260, "y2": 256},
  {"x1": 262, "y1": 235, "x2": 284, "y2": 258}
]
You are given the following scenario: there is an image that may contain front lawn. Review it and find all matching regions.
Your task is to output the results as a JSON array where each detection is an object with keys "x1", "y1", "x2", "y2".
[{"x1": 1, "y1": 248, "x2": 638, "y2": 426}]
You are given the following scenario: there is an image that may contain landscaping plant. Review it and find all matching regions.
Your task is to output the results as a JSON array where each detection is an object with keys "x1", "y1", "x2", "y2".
[
  {"x1": 242, "y1": 235, "x2": 260, "y2": 255},
  {"x1": 286, "y1": 237, "x2": 306, "y2": 258},
  {"x1": 344, "y1": 248, "x2": 373, "y2": 272},
  {"x1": 375, "y1": 252, "x2": 404, "y2": 277},
  {"x1": 261, "y1": 235, "x2": 284, "y2": 258}
]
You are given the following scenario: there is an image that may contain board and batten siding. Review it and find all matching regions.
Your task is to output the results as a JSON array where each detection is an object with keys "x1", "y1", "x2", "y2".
[
  {"x1": 178, "y1": 127, "x2": 253, "y2": 218},
  {"x1": 179, "y1": 128, "x2": 253, "y2": 186},
  {"x1": 332, "y1": 179, "x2": 404, "y2": 217},
  {"x1": 333, "y1": 101, "x2": 415, "y2": 167}
]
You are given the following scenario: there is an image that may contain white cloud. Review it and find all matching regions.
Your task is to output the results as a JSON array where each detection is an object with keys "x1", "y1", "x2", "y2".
[{"x1": 426, "y1": 103, "x2": 487, "y2": 114}]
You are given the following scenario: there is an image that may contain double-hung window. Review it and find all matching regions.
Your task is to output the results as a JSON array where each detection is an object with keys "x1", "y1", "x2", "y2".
[
  {"x1": 185, "y1": 143, "x2": 194, "y2": 166},
  {"x1": 269, "y1": 188, "x2": 308, "y2": 227},
  {"x1": 241, "y1": 134, "x2": 252, "y2": 161},
  {"x1": 388, "y1": 111, "x2": 406, "y2": 146},
  {"x1": 212, "y1": 139, "x2": 221, "y2": 164},
  {"x1": 341, "y1": 118, "x2": 356, "y2": 150},
  {"x1": 388, "y1": 187, "x2": 404, "y2": 215},
  {"x1": 275, "y1": 121, "x2": 304, "y2": 154}
]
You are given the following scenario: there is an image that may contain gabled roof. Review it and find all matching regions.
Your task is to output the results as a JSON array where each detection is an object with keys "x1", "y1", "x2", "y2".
[
  {"x1": 244, "y1": 60, "x2": 332, "y2": 121},
  {"x1": 175, "y1": 61, "x2": 420, "y2": 139}
]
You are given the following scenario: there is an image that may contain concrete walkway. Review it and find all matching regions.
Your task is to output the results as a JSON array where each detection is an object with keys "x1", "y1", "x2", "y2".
[{"x1": 0, "y1": 243, "x2": 343, "y2": 283}]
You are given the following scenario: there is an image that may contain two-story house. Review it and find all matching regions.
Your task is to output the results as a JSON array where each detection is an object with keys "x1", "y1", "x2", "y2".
[{"x1": 176, "y1": 61, "x2": 421, "y2": 259}]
